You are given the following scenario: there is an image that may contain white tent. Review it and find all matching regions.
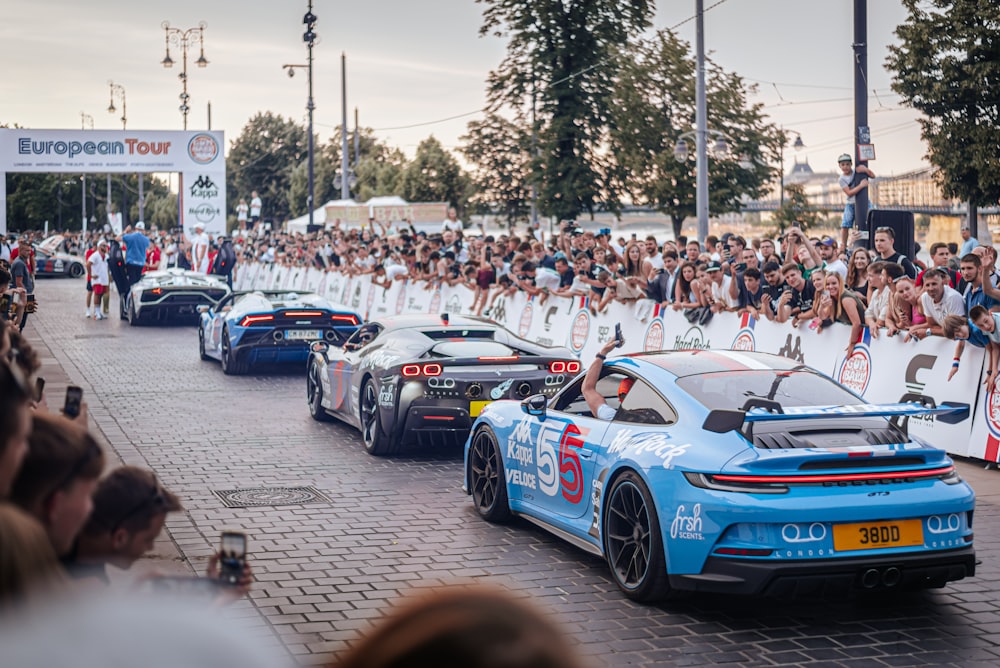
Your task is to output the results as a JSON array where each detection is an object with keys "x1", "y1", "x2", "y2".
[
  {"x1": 285, "y1": 199, "x2": 357, "y2": 234},
  {"x1": 365, "y1": 196, "x2": 408, "y2": 207}
]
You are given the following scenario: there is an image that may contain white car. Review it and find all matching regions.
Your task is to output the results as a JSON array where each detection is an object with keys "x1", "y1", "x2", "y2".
[{"x1": 123, "y1": 269, "x2": 230, "y2": 326}]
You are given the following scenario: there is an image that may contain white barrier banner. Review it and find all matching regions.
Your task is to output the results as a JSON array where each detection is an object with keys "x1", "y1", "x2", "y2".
[{"x1": 238, "y1": 263, "x2": 987, "y2": 458}]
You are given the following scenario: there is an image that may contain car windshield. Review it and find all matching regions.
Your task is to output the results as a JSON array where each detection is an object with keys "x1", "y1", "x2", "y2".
[{"x1": 675, "y1": 369, "x2": 863, "y2": 411}]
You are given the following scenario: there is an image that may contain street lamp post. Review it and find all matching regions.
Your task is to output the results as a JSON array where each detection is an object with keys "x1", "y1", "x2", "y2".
[
  {"x1": 161, "y1": 21, "x2": 208, "y2": 131},
  {"x1": 779, "y1": 130, "x2": 805, "y2": 207},
  {"x1": 107, "y1": 82, "x2": 129, "y2": 227},
  {"x1": 694, "y1": 0, "x2": 708, "y2": 244},
  {"x1": 284, "y1": 2, "x2": 318, "y2": 229},
  {"x1": 81, "y1": 113, "x2": 94, "y2": 233}
]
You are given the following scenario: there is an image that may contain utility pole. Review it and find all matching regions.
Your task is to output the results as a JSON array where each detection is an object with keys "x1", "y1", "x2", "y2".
[
  {"x1": 694, "y1": 0, "x2": 709, "y2": 244},
  {"x1": 853, "y1": 0, "x2": 870, "y2": 237},
  {"x1": 340, "y1": 52, "x2": 349, "y2": 200}
]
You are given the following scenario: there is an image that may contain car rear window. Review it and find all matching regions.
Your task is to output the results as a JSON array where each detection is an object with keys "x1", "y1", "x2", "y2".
[
  {"x1": 675, "y1": 369, "x2": 864, "y2": 411},
  {"x1": 429, "y1": 340, "x2": 517, "y2": 359}
]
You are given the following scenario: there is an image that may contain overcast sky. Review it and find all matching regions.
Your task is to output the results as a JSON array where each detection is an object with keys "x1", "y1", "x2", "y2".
[{"x1": 2, "y1": 0, "x2": 923, "y2": 176}]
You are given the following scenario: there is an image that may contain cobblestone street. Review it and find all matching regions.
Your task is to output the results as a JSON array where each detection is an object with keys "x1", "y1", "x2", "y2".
[{"x1": 26, "y1": 278, "x2": 1000, "y2": 667}]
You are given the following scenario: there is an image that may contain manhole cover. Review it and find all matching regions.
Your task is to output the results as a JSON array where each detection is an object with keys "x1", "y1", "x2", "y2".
[{"x1": 213, "y1": 486, "x2": 331, "y2": 508}]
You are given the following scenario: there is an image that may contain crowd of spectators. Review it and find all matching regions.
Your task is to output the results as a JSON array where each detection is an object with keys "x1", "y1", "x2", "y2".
[{"x1": 5, "y1": 212, "x2": 998, "y2": 366}]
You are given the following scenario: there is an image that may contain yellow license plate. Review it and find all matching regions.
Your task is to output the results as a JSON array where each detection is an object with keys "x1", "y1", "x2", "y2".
[
  {"x1": 469, "y1": 400, "x2": 491, "y2": 417},
  {"x1": 832, "y1": 519, "x2": 924, "y2": 551}
]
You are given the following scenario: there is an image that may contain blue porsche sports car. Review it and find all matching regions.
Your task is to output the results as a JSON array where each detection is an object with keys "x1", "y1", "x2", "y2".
[
  {"x1": 199, "y1": 290, "x2": 362, "y2": 375},
  {"x1": 464, "y1": 349, "x2": 975, "y2": 601}
]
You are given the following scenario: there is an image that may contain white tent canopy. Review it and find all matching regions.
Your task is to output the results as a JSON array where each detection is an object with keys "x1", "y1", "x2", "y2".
[{"x1": 285, "y1": 199, "x2": 357, "y2": 234}]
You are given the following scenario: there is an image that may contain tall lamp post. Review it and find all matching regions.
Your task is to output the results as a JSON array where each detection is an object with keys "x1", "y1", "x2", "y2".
[
  {"x1": 778, "y1": 129, "x2": 805, "y2": 206},
  {"x1": 161, "y1": 21, "x2": 208, "y2": 131},
  {"x1": 283, "y1": 2, "x2": 318, "y2": 229},
  {"x1": 107, "y1": 82, "x2": 128, "y2": 227},
  {"x1": 80, "y1": 113, "x2": 94, "y2": 233}
]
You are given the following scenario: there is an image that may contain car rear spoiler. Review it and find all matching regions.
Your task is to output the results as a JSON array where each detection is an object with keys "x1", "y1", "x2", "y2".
[{"x1": 703, "y1": 393, "x2": 970, "y2": 436}]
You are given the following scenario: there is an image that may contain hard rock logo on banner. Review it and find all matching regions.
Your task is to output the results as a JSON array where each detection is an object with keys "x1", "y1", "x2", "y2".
[
  {"x1": 519, "y1": 304, "x2": 533, "y2": 337},
  {"x1": 644, "y1": 320, "x2": 664, "y2": 352},
  {"x1": 570, "y1": 311, "x2": 590, "y2": 353}
]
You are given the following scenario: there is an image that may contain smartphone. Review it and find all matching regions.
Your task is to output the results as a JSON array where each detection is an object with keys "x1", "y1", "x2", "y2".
[
  {"x1": 485, "y1": 247, "x2": 492, "y2": 262},
  {"x1": 631, "y1": 233, "x2": 637, "y2": 240},
  {"x1": 63, "y1": 385, "x2": 83, "y2": 419},
  {"x1": 218, "y1": 531, "x2": 247, "y2": 586},
  {"x1": 614, "y1": 323, "x2": 625, "y2": 348},
  {"x1": 34, "y1": 377, "x2": 45, "y2": 402}
]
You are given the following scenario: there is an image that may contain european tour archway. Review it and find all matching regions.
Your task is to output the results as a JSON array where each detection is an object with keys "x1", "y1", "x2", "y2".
[{"x1": 0, "y1": 129, "x2": 225, "y2": 239}]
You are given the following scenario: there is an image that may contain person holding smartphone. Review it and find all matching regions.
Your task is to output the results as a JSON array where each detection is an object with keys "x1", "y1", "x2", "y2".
[{"x1": 583, "y1": 329, "x2": 629, "y2": 421}]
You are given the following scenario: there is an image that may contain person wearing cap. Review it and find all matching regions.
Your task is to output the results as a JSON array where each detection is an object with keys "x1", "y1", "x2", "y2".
[
  {"x1": 190, "y1": 222, "x2": 211, "y2": 274},
  {"x1": 837, "y1": 153, "x2": 875, "y2": 250},
  {"x1": 121, "y1": 222, "x2": 151, "y2": 287},
  {"x1": 817, "y1": 235, "x2": 847, "y2": 280},
  {"x1": 87, "y1": 239, "x2": 111, "y2": 320}
]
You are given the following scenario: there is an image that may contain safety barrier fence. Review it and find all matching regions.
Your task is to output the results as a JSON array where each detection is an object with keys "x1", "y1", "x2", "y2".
[{"x1": 235, "y1": 262, "x2": 998, "y2": 462}]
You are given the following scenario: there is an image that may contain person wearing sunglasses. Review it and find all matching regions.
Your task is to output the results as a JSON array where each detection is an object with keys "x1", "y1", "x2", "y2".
[{"x1": 9, "y1": 413, "x2": 104, "y2": 556}]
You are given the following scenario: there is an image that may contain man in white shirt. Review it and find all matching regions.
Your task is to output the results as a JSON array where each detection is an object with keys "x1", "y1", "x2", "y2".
[
  {"x1": 817, "y1": 236, "x2": 848, "y2": 280},
  {"x1": 249, "y1": 191, "x2": 262, "y2": 229},
  {"x1": 190, "y1": 223, "x2": 211, "y2": 274},
  {"x1": 87, "y1": 240, "x2": 111, "y2": 320},
  {"x1": 914, "y1": 268, "x2": 965, "y2": 340},
  {"x1": 441, "y1": 207, "x2": 463, "y2": 233}
]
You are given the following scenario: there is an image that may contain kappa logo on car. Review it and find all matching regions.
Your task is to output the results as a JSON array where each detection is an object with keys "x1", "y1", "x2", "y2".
[
  {"x1": 781, "y1": 523, "x2": 827, "y2": 543},
  {"x1": 669, "y1": 503, "x2": 704, "y2": 540},
  {"x1": 490, "y1": 378, "x2": 514, "y2": 400}
]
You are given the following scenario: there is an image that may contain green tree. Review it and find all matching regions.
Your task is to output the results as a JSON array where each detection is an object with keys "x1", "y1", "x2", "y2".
[
  {"x1": 226, "y1": 112, "x2": 307, "y2": 224},
  {"x1": 459, "y1": 113, "x2": 532, "y2": 225},
  {"x1": 399, "y1": 136, "x2": 469, "y2": 209},
  {"x1": 886, "y1": 0, "x2": 1000, "y2": 232},
  {"x1": 606, "y1": 29, "x2": 782, "y2": 240},
  {"x1": 770, "y1": 183, "x2": 818, "y2": 235},
  {"x1": 479, "y1": 0, "x2": 653, "y2": 221}
]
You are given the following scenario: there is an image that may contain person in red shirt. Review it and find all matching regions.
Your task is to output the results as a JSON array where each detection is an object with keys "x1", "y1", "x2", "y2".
[{"x1": 144, "y1": 241, "x2": 162, "y2": 273}]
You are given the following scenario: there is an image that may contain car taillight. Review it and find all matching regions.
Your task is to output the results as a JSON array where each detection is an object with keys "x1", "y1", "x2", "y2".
[
  {"x1": 331, "y1": 314, "x2": 360, "y2": 325},
  {"x1": 478, "y1": 356, "x2": 519, "y2": 362},
  {"x1": 402, "y1": 363, "x2": 442, "y2": 378},
  {"x1": 283, "y1": 310, "x2": 323, "y2": 317},
  {"x1": 549, "y1": 360, "x2": 582, "y2": 373},
  {"x1": 150, "y1": 288, "x2": 163, "y2": 295},
  {"x1": 240, "y1": 314, "x2": 274, "y2": 327}
]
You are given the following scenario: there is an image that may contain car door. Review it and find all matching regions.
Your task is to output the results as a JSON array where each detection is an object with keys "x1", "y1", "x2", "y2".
[
  {"x1": 211, "y1": 294, "x2": 235, "y2": 354},
  {"x1": 515, "y1": 377, "x2": 610, "y2": 520},
  {"x1": 338, "y1": 323, "x2": 386, "y2": 414}
]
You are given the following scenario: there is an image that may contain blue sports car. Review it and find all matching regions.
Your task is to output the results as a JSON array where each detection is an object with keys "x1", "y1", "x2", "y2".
[
  {"x1": 464, "y1": 350, "x2": 975, "y2": 601},
  {"x1": 199, "y1": 290, "x2": 362, "y2": 375}
]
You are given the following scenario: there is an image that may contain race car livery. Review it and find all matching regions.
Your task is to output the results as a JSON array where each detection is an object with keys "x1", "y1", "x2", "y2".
[
  {"x1": 306, "y1": 313, "x2": 582, "y2": 455},
  {"x1": 464, "y1": 349, "x2": 975, "y2": 601}
]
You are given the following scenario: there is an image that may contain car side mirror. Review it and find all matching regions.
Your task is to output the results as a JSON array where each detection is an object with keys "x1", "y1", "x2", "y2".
[
  {"x1": 310, "y1": 341, "x2": 329, "y2": 354},
  {"x1": 196, "y1": 305, "x2": 210, "y2": 314},
  {"x1": 521, "y1": 393, "x2": 547, "y2": 418}
]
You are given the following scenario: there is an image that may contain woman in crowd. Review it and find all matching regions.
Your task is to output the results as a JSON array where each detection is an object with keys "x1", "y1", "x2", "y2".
[
  {"x1": 885, "y1": 275, "x2": 926, "y2": 336},
  {"x1": 671, "y1": 261, "x2": 702, "y2": 311},
  {"x1": 814, "y1": 272, "x2": 866, "y2": 354},
  {"x1": 846, "y1": 248, "x2": 872, "y2": 304},
  {"x1": 617, "y1": 242, "x2": 648, "y2": 302},
  {"x1": 0, "y1": 361, "x2": 32, "y2": 499}
]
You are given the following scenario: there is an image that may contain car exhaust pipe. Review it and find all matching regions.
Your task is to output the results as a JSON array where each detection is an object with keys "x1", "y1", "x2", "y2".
[
  {"x1": 467, "y1": 383, "x2": 483, "y2": 399},
  {"x1": 273, "y1": 331, "x2": 284, "y2": 341},
  {"x1": 516, "y1": 382, "x2": 532, "y2": 398},
  {"x1": 861, "y1": 568, "x2": 881, "y2": 589},
  {"x1": 882, "y1": 567, "x2": 901, "y2": 587},
  {"x1": 324, "y1": 330, "x2": 337, "y2": 341}
]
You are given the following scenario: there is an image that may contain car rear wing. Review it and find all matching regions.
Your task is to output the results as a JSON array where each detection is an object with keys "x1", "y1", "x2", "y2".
[{"x1": 703, "y1": 393, "x2": 970, "y2": 436}]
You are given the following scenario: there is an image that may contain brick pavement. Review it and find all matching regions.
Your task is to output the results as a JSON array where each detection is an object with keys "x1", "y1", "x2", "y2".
[{"x1": 21, "y1": 277, "x2": 1000, "y2": 667}]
